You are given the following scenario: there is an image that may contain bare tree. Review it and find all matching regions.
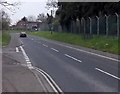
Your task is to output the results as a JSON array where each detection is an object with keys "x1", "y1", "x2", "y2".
[
  {"x1": 46, "y1": 0, "x2": 58, "y2": 9},
  {"x1": 0, "y1": 9, "x2": 11, "y2": 30},
  {"x1": 36, "y1": 13, "x2": 47, "y2": 22},
  {"x1": 46, "y1": 0, "x2": 58, "y2": 16},
  {"x1": 0, "y1": 0, "x2": 20, "y2": 31},
  {"x1": 0, "y1": 1, "x2": 19, "y2": 6},
  {"x1": 27, "y1": 15, "x2": 36, "y2": 22},
  {"x1": 0, "y1": 0, "x2": 20, "y2": 12}
]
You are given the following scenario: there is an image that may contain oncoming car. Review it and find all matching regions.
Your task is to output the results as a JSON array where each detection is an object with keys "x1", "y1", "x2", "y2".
[{"x1": 20, "y1": 32, "x2": 27, "y2": 37}]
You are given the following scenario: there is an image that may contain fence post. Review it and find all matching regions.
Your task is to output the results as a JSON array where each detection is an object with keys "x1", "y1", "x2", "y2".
[
  {"x1": 79, "y1": 19, "x2": 81, "y2": 34},
  {"x1": 89, "y1": 17, "x2": 92, "y2": 35},
  {"x1": 81, "y1": 17, "x2": 85, "y2": 34},
  {"x1": 77, "y1": 18, "x2": 80, "y2": 34},
  {"x1": 83, "y1": 17, "x2": 86, "y2": 35},
  {"x1": 96, "y1": 16, "x2": 99, "y2": 36},
  {"x1": 115, "y1": 13, "x2": 119, "y2": 38},
  {"x1": 81, "y1": 18, "x2": 82, "y2": 33},
  {"x1": 105, "y1": 15, "x2": 109, "y2": 37},
  {"x1": 71, "y1": 21, "x2": 73, "y2": 33}
]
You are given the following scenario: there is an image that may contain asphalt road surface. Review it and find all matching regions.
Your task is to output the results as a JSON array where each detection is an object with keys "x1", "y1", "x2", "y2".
[{"x1": 13, "y1": 33, "x2": 119, "y2": 92}]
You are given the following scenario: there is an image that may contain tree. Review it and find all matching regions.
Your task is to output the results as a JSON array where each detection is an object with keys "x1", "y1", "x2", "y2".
[
  {"x1": 0, "y1": 0, "x2": 20, "y2": 13},
  {"x1": 0, "y1": 0, "x2": 20, "y2": 31},
  {"x1": 56, "y1": 2, "x2": 120, "y2": 33},
  {"x1": 0, "y1": 10, "x2": 11, "y2": 30},
  {"x1": 46, "y1": 0, "x2": 58, "y2": 9},
  {"x1": 36, "y1": 13, "x2": 47, "y2": 22},
  {"x1": 0, "y1": 1, "x2": 19, "y2": 7},
  {"x1": 46, "y1": 12, "x2": 53, "y2": 34},
  {"x1": 46, "y1": 0, "x2": 58, "y2": 16},
  {"x1": 27, "y1": 15, "x2": 36, "y2": 22}
]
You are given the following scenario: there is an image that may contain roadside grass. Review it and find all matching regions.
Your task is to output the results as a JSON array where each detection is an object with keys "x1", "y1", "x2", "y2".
[
  {"x1": 2, "y1": 30, "x2": 22, "y2": 46},
  {"x1": 9, "y1": 30, "x2": 21, "y2": 33},
  {"x1": 10, "y1": 30, "x2": 119, "y2": 55},
  {"x1": 2, "y1": 32, "x2": 11, "y2": 46},
  {"x1": 0, "y1": 34, "x2": 2, "y2": 46}
]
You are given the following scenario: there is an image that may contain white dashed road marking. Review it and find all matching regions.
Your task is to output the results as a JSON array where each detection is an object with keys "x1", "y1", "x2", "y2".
[
  {"x1": 65, "y1": 46, "x2": 119, "y2": 62},
  {"x1": 95, "y1": 68, "x2": 120, "y2": 80},
  {"x1": 20, "y1": 40, "x2": 23, "y2": 45},
  {"x1": 49, "y1": 41, "x2": 119, "y2": 62},
  {"x1": 19, "y1": 45, "x2": 62, "y2": 93},
  {"x1": 51, "y1": 48, "x2": 59, "y2": 52},
  {"x1": 20, "y1": 46, "x2": 33, "y2": 69},
  {"x1": 64, "y1": 54, "x2": 82, "y2": 63},
  {"x1": 16, "y1": 47, "x2": 19, "y2": 52},
  {"x1": 42, "y1": 44, "x2": 48, "y2": 47}
]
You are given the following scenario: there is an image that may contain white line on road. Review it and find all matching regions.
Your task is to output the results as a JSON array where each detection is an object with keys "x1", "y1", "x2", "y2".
[
  {"x1": 64, "y1": 54, "x2": 82, "y2": 63},
  {"x1": 16, "y1": 47, "x2": 19, "y2": 52},
  {"x1": 33, "y1": 71, "x2": 48, "y2": 92},
  {"x1": 35, "y1": 68, "x2": 58, "y2": 93},
  {"x1": 20, "y1": 46, "x2": 62, "y2": 92},
  {"x1": 20, "y1": 46, "x2": 33, "y2": 69},
  {"x1": 64, "y1": 46, "x2": 120, "y2": 62},
  {"x1": 42, "y1": 44, "x2": 48, "y2": 47},
  {"x1": 65, "y1": 46, "x2": 120, "y2": 62},
  {"x1": 26, "y1": 61, "x2": 31, "y2": 64},
  {"x1": 35, "y1": 67, "x2": 63, "y2": 93},
  {"x1": 51, "y1": 48, "x2": 59, "y2": 52},
  {"x1": 25, "y1": 58, "x2": 30, "y2": 62},
  {"x1": 20, "y1": 40, "x2": 23, "y2": 45},
  {"x1": 95, "y1": 68, "x2": 120, "y2": 80},
  {"x1": 49, "y1": 41, "x2": 119, "y2": 62}
]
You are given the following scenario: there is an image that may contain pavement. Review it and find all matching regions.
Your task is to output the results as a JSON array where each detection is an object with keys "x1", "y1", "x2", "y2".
[{"x1": 2, "y1": 34, "x2": 56, "y2": 92}]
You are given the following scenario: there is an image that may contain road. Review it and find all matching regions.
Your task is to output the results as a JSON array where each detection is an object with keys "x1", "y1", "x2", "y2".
[{"x1": 14, "y1": 33, "x2": 119, "y2": 92}]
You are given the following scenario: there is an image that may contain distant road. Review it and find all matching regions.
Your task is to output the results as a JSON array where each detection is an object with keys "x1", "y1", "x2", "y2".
[{"x1": 14, "y1": 33, "x2": 119, "y2": 92}]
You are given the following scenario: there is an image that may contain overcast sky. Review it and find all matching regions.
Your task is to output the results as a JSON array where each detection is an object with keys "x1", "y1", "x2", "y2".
[
  {"x1": 1, "y1": 0, "x2": 57, "y2": 25},
  {"x1": 1, "y1": 0, "x2": 119, "y2": 25}
]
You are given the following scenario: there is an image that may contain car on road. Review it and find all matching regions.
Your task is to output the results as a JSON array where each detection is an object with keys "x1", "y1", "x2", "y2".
[{"x1": 20, "y1": 32, "x2": 27, "y2": 37}]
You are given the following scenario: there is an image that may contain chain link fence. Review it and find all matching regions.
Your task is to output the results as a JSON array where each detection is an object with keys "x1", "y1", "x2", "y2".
[{"x1": 40, "y1": 13, "x2": 119, "y2": 38}]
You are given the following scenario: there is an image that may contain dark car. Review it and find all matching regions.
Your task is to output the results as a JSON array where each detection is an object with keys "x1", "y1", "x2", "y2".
[{"x1": 20, "y1": 32, "x2": 27, "y2": 37}]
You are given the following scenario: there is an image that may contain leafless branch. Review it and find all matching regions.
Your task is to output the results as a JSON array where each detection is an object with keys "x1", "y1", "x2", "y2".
[{"x1": 0, "y1": 0, "x2": 20, "y2": 13}]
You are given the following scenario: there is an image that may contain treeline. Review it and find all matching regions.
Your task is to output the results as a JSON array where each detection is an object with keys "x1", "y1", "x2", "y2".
[
  {"x1": 55, "y1": 2, "x2": 120, "y2": 31},
  {"x1": 0, "y1": 10, "x2": 11, "y2": 31}
]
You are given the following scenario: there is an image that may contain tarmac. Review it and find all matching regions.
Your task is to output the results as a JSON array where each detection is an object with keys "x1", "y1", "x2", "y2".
[{"x1": 2, "y1": 34, "x2": 55, "y2": 92}]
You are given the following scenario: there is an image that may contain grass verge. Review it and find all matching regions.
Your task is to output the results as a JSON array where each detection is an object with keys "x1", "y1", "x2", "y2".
[
  {"x1": 2, "y1": 32, "x2": 11, "y2": 46},
  {"x1": 9, "y1": 30, "x2": 119, "y2": 55}
]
